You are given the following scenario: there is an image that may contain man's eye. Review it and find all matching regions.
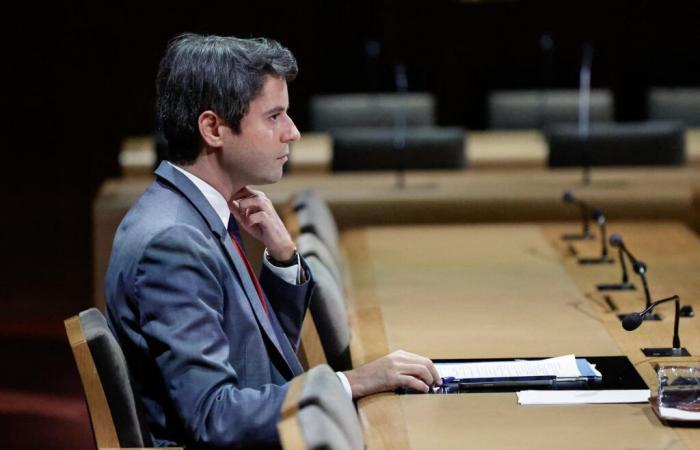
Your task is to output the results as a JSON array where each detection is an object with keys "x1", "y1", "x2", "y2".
[{"x1": 270, "y1": 113, "x2": 280, "y2": 122}]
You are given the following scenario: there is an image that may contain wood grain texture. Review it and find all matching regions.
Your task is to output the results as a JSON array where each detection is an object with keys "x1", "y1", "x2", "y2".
[
  {"x1": 344, "y1": 222, "x2": 700, "y2": 450},
  {"x1": 65, "y1": 315, "x2": 120, "y2": 449}
]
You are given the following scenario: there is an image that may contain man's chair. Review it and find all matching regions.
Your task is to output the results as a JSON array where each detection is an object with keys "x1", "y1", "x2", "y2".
[
  {"x1": 65, "y1": 308, "x2": 175, "y2": 449},
  {"x1": 310, "y1": 92, "x2": 435, "y2": 132},
  {"x1": 546, "y1": 121, "x2": 686, "y2": 167},
  {"x1": 306, "y1": 255, "x2": 352, "y2": 372},
  {"x1": 487, "y1": 89, "x2": 614, "y2": 129},
  {"x1": 331, "y1": 127, "x2": 466, "y2": 171},
  {"x1": 297, "y1": 232, "x2": 344, "y2": 287},
  {"x1": 648, "y1": 87, "x2": 700, "y2": 126},
  {"x1": 278, "y1": 365, "x2": 364, "y2": 450}
]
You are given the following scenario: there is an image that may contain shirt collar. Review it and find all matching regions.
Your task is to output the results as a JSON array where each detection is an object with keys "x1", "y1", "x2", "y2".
[{"x1": 168, "y1": 161, "x2": 230, "y2": 229}]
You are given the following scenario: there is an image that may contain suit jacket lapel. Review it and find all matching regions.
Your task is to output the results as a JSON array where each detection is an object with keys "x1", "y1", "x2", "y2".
[
  {"x1": 154, "y1": 162, "x2": 294, "y2": 376},
  {"x1": 219, "y1": 235, "x2": 294, "y2": 375}
]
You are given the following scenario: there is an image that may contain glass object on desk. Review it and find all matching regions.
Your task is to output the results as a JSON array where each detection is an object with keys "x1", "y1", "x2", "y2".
[{"x1": 657, "y1": 366, "x2": 700, "y2": 411}]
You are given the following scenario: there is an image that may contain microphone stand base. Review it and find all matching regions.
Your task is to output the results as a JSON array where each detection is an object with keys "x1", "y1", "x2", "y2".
[
  {"x1": 578, "y1": 256, "x2": 614, "y2": 265},
  {"x1": 618, "y1": 312, "x2": 662, "y2": 322},
  {"x1": 641, "y1": 347, "x2": 691, "y2": 357},
  {"x1": 562, "y1": 233, "x2": 595, "y2": 241},
  {"x1": 597, "y1": 282, "x2": 636, "y2": 291}
]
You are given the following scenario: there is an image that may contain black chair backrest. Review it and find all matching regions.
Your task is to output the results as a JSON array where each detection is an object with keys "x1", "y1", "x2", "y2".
[
  {"x1": 488, "y1": 89, "x2": 613, "y2": 129},
  {"x1": 311, "y1": 93, "x2": 435, "y2": 131},
  {"x1": 79, "y1": 308, "x2": 152, "y2": 447},
  {"x1": 332, "y1": 127, "x2": 466, "y2": 172},
  {"x1": 648, "y1": 88, "x2": 700, "y2": 126},
  {"x1": 547, "y1": 121, "x2": 686, "y2": 167}
]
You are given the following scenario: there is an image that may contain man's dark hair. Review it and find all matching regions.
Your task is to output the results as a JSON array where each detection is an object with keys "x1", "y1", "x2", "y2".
[{"x1": 155, "y1": 33, "x2": 298, "y2": 164}]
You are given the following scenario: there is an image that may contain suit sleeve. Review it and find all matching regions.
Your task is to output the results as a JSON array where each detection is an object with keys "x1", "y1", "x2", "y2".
[
  {"x1": 259, "y1": 256, "x2": 315, "y2": 352},
  {"x1": 133, "y1": 224, "x2": 287, "y2": 449}
]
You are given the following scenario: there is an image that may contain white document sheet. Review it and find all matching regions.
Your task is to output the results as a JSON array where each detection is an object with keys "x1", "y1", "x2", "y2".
[
  {"x1": 517, "y1": 389, "x2": 650, "y2": 405},
  {"x1": 435, "y1": 354, "x2": 582, "y2": 380}
]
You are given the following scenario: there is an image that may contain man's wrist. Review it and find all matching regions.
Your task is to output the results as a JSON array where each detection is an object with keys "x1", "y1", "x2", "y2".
[{"x1": 265, "y1": 246, "x2": 298, "y2": 267}]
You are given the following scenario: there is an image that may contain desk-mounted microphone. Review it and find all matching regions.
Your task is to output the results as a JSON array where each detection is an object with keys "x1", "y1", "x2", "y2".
[
  {"x1": 578, "y1": 209, "x2": 614, "y2": 265},
  {"x1": 561, "y1": 191, "x2": 594, "y2": 241},
  {"x1": 597, "y1": 233, "x2": 636, "y2": 291},
  {"x1": 622, "y1": 295, "x2": 691, "y2": 357},
  {"x1": 608, "y1": 233, "x2": 694, "y2": 322}
]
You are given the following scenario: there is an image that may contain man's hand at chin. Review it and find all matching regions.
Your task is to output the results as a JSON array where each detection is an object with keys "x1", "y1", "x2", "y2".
[{"x1": 230, "y1": 187, "x2": 295, "y2": 260}]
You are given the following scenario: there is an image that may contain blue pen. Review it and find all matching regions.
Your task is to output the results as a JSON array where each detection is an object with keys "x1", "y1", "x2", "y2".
[{"x1": 442, "y1": 376, "x2": 456, "y2": 384}]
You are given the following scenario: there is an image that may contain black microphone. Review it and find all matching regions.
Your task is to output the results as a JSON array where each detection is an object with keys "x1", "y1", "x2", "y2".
[
  {"x1": 578, "y1": 209, "x2": 613, "y2": 264},
  {"x1": 608, "y1": 233, "x2": 654, "y2": 310},
  {"x1": 561, "y1": 191, "x2": 594, "y2": 241},
  {"x1": 622, "y1": 295, "x2": 690, "y2": 357},
  {"x1": 597, "y1": 233, "x2": 636, "y2": 291},
  {"x1": 609, "y1": 233, "x2": 694, "y2": 320}
]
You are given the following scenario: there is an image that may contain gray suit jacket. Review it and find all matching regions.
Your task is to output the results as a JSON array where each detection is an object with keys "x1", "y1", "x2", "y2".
[{"x1": 105, "y1": 161, "x2": 314, "y2": 449}]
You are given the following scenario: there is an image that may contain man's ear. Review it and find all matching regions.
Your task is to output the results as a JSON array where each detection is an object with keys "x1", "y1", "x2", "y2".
[{"x1": 198, "y1": 110, "x2": 226, "y2": 149}]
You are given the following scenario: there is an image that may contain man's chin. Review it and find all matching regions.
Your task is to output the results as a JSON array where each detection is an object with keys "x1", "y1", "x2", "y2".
[{"x1": 253, "y1": 170, "x2": 284, "y2": 186}]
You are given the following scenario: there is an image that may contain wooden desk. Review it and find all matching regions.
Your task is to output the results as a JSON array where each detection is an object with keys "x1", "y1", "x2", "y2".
[
  {"x1": 289, "y1": 128, "x2": 700, "y2": 173},
  {"x1": 117, "y1": 128, "x2": 700, "y2": 175},
  {"x1": 92, "y1": 168, "x2": 700, "y2": 310},
  {"x1": 342, "y1": 222, "x2": 700, "y2": 450}
]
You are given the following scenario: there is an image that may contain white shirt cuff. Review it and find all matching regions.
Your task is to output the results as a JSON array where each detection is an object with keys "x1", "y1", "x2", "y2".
[
  {"x1": 336, "y1": 371, "x2": 353, "y2": 399},
  {"x1": 261, "y1": 252, "x2": 301, "y2": 285}
]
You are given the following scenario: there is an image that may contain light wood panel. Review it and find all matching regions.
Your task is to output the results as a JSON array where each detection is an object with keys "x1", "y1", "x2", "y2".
[
  {"x1": 117, "y1": 128, "x2": 700, "y2": 176},
  {"x1": 343, "y1": 222, "x2": 700, "y2": 450},
  {"x1": 92, "y1": 167, "x2": 700, "y2": 310}
]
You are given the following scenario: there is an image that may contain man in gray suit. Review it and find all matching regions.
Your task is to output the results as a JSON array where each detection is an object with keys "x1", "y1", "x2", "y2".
[{"x1": 105, "y1": 33, "x2": 440, "y2": 449}]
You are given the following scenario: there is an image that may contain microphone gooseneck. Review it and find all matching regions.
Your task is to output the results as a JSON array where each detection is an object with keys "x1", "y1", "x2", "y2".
[
  {"x1": 622, "y1": 295, "x2": 681, "y2": 349},
  {"x1": 609, "y1": 233, "x2": 652, "y2": 308},
  {"x1": 562, "y1": 191, "x2": 591, "y2": 238}
]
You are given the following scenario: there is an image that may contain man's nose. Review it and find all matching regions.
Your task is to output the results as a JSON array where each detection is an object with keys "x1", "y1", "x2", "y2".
[{"x1": 283, "y1": 118, "x2": 301, "y2": 143}]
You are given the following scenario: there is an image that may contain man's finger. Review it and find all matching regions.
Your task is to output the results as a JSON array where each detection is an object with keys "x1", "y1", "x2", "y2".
[
  {"x1": 402, "y1": 363, "x2": 434, "y2": 387},
  {"x1": 397, "y1": 375, "x2": 429, "y2": 393}
]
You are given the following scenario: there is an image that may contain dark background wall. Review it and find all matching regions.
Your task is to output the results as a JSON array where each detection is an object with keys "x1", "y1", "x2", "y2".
[{"x1": 3, "y1": 0, "x2": 700, "y2": 327}]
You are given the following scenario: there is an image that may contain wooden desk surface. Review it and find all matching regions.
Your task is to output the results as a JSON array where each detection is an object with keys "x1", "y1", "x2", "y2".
[
  {"x1": 343, "y1": 222, "x2": 700, "y2": 450},
  {"x1": 92, "y1": 168, "x2": 700, "y2": 309},
  {"x1": 118, "y1": 128, "x2": 700, "y2": 175},
  {"x1": 265, "y1": 168, "x2": 699, "y2": 228},
  {"x1": 289, "y1": 128, "x2": 700, "y2": 173}
]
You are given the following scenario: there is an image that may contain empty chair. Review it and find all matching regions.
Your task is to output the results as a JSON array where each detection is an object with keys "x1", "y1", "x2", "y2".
[
  {"x1": 306, "y1": 255, "x2": 352, "y2": 371},
  {"x1": 332, "y1": 126, "x2": 466, "y2": 171},
  {"x1": 297, "y1": 232, "x2": 343, "y2": 287},
  {"x1": 279, "y1": 365, "x2": 363, "y2": 450},
  {"x1": 65, "y1": 308, "x2": 171, "y2": 449},
  {"x1": 294, "y1": 190, "x2": 342, "y2": 268},
  {"x1": 648, "y1": 88, "x2": 700, "y2": 126},
  {"x1": 310, "y1": 92, "x2": 435, "y2": 131},
  {"x1": 547, "y1": 121, "x2": 686, "y2": 167},
  {"x1": 488, "y1": 89, "x2": 614, "y2": 129}
]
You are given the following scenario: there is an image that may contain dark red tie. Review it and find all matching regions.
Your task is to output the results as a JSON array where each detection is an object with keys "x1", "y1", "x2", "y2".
[{"x1": 228, "y1": 218, "x2": 269, "y2": 317}]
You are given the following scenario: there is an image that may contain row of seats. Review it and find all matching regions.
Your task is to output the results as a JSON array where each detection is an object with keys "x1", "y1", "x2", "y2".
[
  {"x1": 284, "y1": 189, "x2": 353, "y2": 373},
  {"x1": 311, "y1": 88, "x2": 700, "y2": 131},
  {"x1": 306, "y1": 90, "x2": 696, "y2": 171},
  {"x1": 64, "y1": 190, "x2": 357, "y2": 449},
  {"x1": 321, "y1": 121, "x2": 687, "y2": 171}
]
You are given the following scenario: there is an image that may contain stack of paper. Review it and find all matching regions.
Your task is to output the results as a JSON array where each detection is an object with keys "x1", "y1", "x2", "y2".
[
  {"x1": 517, "y1": 390, "x2": 650, "y2": 405},
  {"x1": 435, "y1": 354, "x2": 600, "y2": 382}
]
